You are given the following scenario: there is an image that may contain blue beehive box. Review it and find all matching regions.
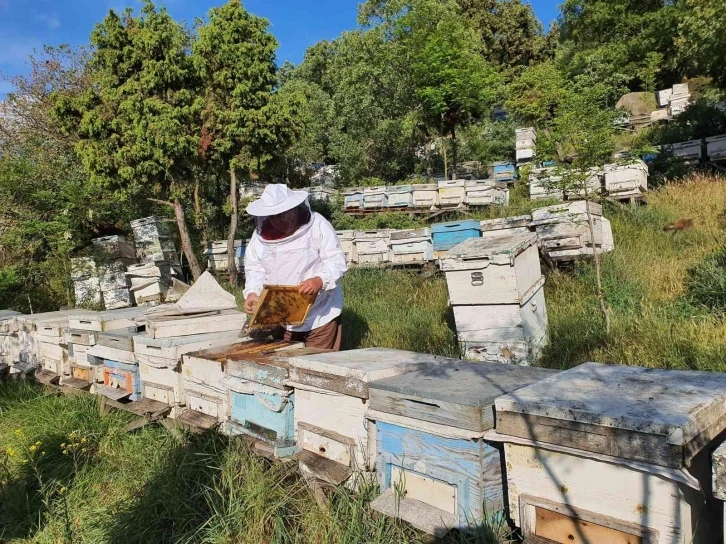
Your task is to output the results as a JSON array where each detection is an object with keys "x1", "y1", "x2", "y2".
[
  {"x1": 493, "y1": 162, "x2": 517, "y2": 182},
  {"x1": 100, "y1": 359, "x2": 141, "y2": 401},
  {"x1": 431, "y1": 220, "x2": 481, "y2": 252},
  {"x1": 224, "y1": 346, "x2": 326, "y2": 459},
  {"x1": 368, "y1": 362, "x2": 558, "y2": 536}
]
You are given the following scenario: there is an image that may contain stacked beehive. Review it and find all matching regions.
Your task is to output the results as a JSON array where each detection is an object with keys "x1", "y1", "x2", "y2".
[
  {"x1": 431, "y1": 220, "x2": 481, "y2": 258},
  {"x1": 670, "y1": 140, "x2": 703, "y2": 162},
  {"x1": 437, "y1": 180, "x2": 467, "y2": 207},
  {"x1": 204, "y1": 239, "x2": 247, "y2": 272},
  {"x1": 385, "y1": 185, "x2": 413, "y2": 208},
  {"x1": 71, "y1": 257, "x2": 102, "y2": 308},
  {"x1": 0, "y1": 310, "x2": 21, "y2": 376},
  {"x1": 602, "y1": 160, "x2": 649, "y2": 199},
  {"x1": 239, "y1": 182, "x2": 266, "y2": 201},
  {"x1": 353, "y1": 230, "x2": 391, "y2": 266},
  {"x1": 706, "y1": 135, "x2": 726, "y2": 161},
  {"x1": 342, "y1": 187, "x2": 364, "y2": 210},
  {"x1": 411, "y1": 183, "x2": 439, "y2": 209},
  {"x1": 465, "y1": 179, "x2": 509, "y2": 206},
  {"x1": 363, "y1": 186, "x2": 388, "y2": 209},
  {"x1": 493, "y1": 162, "x2": 517, "y2": 183},
  {"x1": 531, "y1": 201, "x2": 614, "y2": 263},
  {"x1": 308, "y1": 186, "x2": 338, "y2": 202},
  {"x1": 516, "y1": 128, "x2": 536, "y2": 166},
  {"x1": 389, "y1": 228, "x2": 433, "y2": 265},
  {"x1": 92, "y1": 235, "x2": 137, "y2": 310},
  {"x1": 440, "y1": 232, "x2": 547, "y2": 365},
  {"x1": 669, "y1": 82, "x2": 691, "y2": 117},
  {"x1": 529, "y1": 167, "x2": 602, "y2": 201},
  {"x1": 130, "y1": 216, "x2": 182, "y2": 306},
  {"x1": 480, "y1": 215, "x2": 533, "y2": 238}
]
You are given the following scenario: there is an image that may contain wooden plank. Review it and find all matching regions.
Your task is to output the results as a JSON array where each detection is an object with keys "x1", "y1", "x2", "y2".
[
  {"x1": 146, "y1": 310, "x2": 247, "y2": 339},
  {"x1": 35, "y1": 369, "x2": 60, "y2": 386},
  {"x1": 713, "y1": 441, "x2": 726, "y2": 501},
  {"x1": 62, "y1": 377, "x2": 92, "y2": 391},
  {"x1": 248, "y1": 285, "x2": 315, "y2": 329},
  {"x1": 534, "y1": 506, "x2": 643, "y2": 544},
  {"x1": 496, "y1": 411, "x2": 681, "y2": 469},
  {"x1": 370, "y1": 488, "x2": 457, "y2": 537},
  {"x1": 177, "y1": 409, "x2": 219, "y2": 431},
  {"x1": 134, "y1": 331, "x2": 242, "y2": 360},
  {"x1": 96, "y1": 385, "x2": 132, "y2": 401},
  {"x1": 295, "y1": 449, "x2": 352, "y2": 486}
]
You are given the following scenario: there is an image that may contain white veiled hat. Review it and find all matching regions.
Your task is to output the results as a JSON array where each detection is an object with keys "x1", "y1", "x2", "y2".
[{"x1": 246, "y1": 184, "x2": 309, "y2": 217}]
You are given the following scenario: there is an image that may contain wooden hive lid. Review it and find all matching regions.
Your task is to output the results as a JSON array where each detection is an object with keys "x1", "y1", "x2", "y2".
[
  {"x1": 495, "y1": 362, "x2": 726, "y2": 466},
  {"x1": 439, "y1": 232, "x2": 537, "y2": 269},
  {"x1": 287, "y1": 348, "x2": 452, "y2": 399},
  {"x1": 372, "y1": 361, "x2": 557, "y2": 408}
]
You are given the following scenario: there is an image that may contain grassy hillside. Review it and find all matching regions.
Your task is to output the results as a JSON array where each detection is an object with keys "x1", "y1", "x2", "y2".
[{"x1": 1, "y1": 174, "x2": 725, "y2": 543}]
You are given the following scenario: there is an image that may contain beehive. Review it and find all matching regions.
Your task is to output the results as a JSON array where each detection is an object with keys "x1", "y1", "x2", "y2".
[
  {"x1": 440, "y1": 233, "x2": 547, "y2": 365},
  {"x1": 368, "y1": 361, "x2": 557, "y2": 536},
  {"x1": 343, "y1": 188, "x2": 364, "y2": 209},
  {"x1": 353, "y1": 230, "x2": 391, "y2": 266},
  {"x1": 479, "y1": 215, "x2": 532, "y2": 237},
  {"x1": 335, "y1": 230, "x2": 356, "y2": 264},
  {"x1": 671, "y1": 140, "x2": 702, "y2": 161},
  {"x1": 287, "y1": 348, "x2": 447, "y2": 487},
  {"x1": 437, "y1": 180, "x2": 467, "y2": 207},
  {"x1": 464, "y1": 180, "x2": 509, "y2": 206},
  {"x1": 411, "y1": 184, "x2": 440, "y2": 209},
  {"x1": 493, "y1": 162, "x2": 517, "y2": 183},
  {"x1": 431, "y1": 220, "x2": 481, "y2": 253},
  {"x1": 603, "y1": 161, "x2": 649, "y2": 197},
  {"x1": 707, "y1": 135, "x2": 726, "y2": 161},
  {"x1": 389, "y1": 228, "x2": 433, "y2": 265},
  {"x1": 363, "y1": 186, "x2": 388, "y2": 209},
  {"x1": 494, "y1": 362, "x2": 726, "y2": 544},
  {"x1": 386, "y1": 185, "x2": 413, "y2": 208}
]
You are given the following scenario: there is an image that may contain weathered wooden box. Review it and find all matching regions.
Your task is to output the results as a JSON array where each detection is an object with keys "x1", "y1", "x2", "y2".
[
  {"x1": 288, "y1": 348, "x2": 447, "y2": 486},
  {"x1": 98, "y1": 359, "x2": 141, "y2": 401},
  {"x1": 386, "y1": 185, "x2": 413, "y2": 208},
  {"x1": 411, "y1": 184, "x2": 440, "y2": 209},
  {"x1": 137, "y1": 355, "x2": 185, "y2": 407},
  {"x1": 707, "y1": 135, "x2": 726, "y2": 161},
  {"x1": 494, "y1": 362, "x2": 726, "y2": 544},
  {"x1": 437, "y1": 180, "x2": 467, "y2": 207},
  {"x1": 516, "y1": 139, "x2": 536, "y2": 150},
  {"x1": 363, "y1": 186, "x2": 388, "y2": 209},
  {"x1": 336, "y1": 230, "x2": 356, "y2": 264},
  {"x1": 516, "y1": 148, "x2": 535, "y2": 163},
  {"x1": 133, "y1": 330, "x2": 242, "y2": 360},
  {"x1": 343, "y1": 188, "x2": 364, "y2": 209},
  {"x1": 69, "y1": 307, "x2": 148, "y2": 332},
  {"x1": 368, "y1": 361, "x2": 557, "y2": 536},
  {"x1": 671, "y1": 140, "x2": 702, "y2": 161},
  {"x1": 102, "y1": 287, "x2": 134, "y2": 310},
  {"x1": 145, "y1": 310, "x2": 247, "y2": 339},
  {"x1": 309, "y1": 185, "x2": 338, "y2": 202},
  {"x1": 516, "y1": 127, "x2": 536, "y2": 142},
  {"x1": 479, "y1": 215, "x2": 532, "y2": 237},
  {"x1": 657, "y1": 88, "x2": 673, "y2": 107},
  {"x1": 431, "y1": 220, "x2": 481, "y2": 253},
  {"x1": 440, "y1": 233, "x2": 542, "y2": 306},
  {"x1": 225, "y1": 344, "x2": 314, "y2": 458},
  {"x1": 353, "y1": 230, "x2": 391, "y2": 266},
  {"x1": 389, "y1": 229, "x2": 433, "y2": 265},
  {"x1": 465, "y1": 180, "x2": 509, "y2": 206},
  {"x1": 493, "y1": 162, "x2": 517, "y2": 183},
  {"x1": 604, "y1": 161, "x2": 648, "y2": 196}
]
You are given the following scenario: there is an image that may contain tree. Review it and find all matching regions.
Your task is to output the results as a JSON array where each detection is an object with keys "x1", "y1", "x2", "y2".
[
  {"x1": 53, "y1": 2, "x2": 204, "y2": 280},
  {"x1": 362, "y1": 0, "x2": 502, "y2": 179},
  {"x1": 505, "y1": 60, "x2": 570, "y2": 127},
  {"x1": 193, "y1": 0, "x2": 278, "y2": 284},
  {"x1": 538, "y1": 82, "x2": 617, "y2": 333},
  {"x1": 678, "y1": 0, "x2": 726, "y2": 88}
]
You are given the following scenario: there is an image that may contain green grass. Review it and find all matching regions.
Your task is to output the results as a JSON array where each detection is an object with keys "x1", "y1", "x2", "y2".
[{"x1": 4, "y1": 173, "x2": 726, "y2": 543}]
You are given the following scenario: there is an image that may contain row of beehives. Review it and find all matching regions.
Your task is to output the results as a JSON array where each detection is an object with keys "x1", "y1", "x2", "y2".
[
  {"x1": 659, "y1": 134, "x2": 726, "y2": 163},
  {"x1": 529, "y1": 160, "x2": 650, "y2": 201},
  {"x1": 515, "y1": 127, "x2": 536, "y2": 166},
  {"x1": 336, "y1": 200, "x2": 613, "y2": 269},
  {"x1": 71, "y1": 216, "x2": 183, "y2": 310},
  {"x1": 343, "y1": 179, "x2": 512, "y2": 211},
  {"x1": 3, "y1": 304, "x2": 725, "y2": 543}
]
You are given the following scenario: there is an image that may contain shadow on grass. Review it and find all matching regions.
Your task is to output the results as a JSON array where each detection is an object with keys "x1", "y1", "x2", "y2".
[
  {"x1": 341, "y1": 308, "x2": 370, "y2": 350},
  {"x1": 105, "y1": 430, "x2": 226, "y2": 544}
]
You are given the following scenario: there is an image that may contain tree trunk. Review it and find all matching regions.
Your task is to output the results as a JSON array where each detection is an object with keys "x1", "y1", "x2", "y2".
[
  {"x1": 441, "y1": 136, "x2": 448, "y2": 181},
  {"x1": 172, "y1": 198, "x2": 202, "y2": 281},
  {"x1": 584, "y1": 197, "x2": 611, "y2": 334},
  {"x1": 450, "y1": 125, "x2": 458, "y2": 180},
  {"x1": 227, "y1": 167, "x2": 239, "y2": 286}
]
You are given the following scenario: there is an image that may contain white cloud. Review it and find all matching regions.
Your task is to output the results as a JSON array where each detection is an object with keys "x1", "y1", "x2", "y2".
[{"x1": 32, "y1": 11, "x2": 61, "y2": 30}]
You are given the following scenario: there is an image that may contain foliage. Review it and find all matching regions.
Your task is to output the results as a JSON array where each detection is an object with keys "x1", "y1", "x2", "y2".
[
  {"x1": 678, "y1": 0, "x2": 726, "y2": 88},
  {"x1": 686, "y1": 246, "x2": 726, "y2": 314},
  {"x1": 505, "y1": 60, "x2": 570, "y2": 126}
]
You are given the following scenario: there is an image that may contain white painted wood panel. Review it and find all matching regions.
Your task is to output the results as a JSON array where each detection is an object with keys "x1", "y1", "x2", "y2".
[
  {"x1": 390, "y1": 466, "x2": 458, "y2": 516},
  {"x1": 504, "y1": 443, "x2": 707, "y2": 543},
  {"x1": 411, "y1": 185, "x2": 440, "y2": 208},
  {"x1": 146, "y1": 310, "x2": 247, "y2": 339},
  {"x1": 301, "y1": 426, "x2": 352, "y2": 466},
  {"x1": 87, "y1": 344, "x2": 136, "y2": 365},
  {"x1": 134, "y1": 331, "x2": 241, "y2": 360}
]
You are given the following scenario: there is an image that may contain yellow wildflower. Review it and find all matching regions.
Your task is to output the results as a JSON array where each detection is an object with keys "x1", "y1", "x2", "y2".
[{"x1": 29, "y1": 445, "x2": 37, "y2": 453}]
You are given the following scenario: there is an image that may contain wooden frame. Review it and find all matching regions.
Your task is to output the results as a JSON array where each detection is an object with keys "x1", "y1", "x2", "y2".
[
  {"x1": 519, "y1": 495, "x2": 658, "y2": 543},
  {"x1": 248, "y1": 285, "x2": 315, "y2": 329}
]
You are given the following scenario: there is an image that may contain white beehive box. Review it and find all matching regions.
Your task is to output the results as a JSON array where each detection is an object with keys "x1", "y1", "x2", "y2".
[
  {"x1": 465, "y1": 180, "x2": 509, "y2": 206},
  {"x1": 389, "y1": 228, "x2": 433, "y2": 265},
  {"x1": 603, "y1": 161, "x2": 648, "y2": 196},
  {"x1": 411, "y1": 184, "x2": 440, "y2": 209},
  {"x1": 239, "y1": 182, "x2": 266, "y2": 200},
  {"x1": 657, "y1": 88, "x2": 673, "y2": 107},
  {"x1": 516, "y1": 139, "x2": 536, "y2": 150},
  {"x1": 343, "y1": 187, "x2": 364, "y2": 209},
  {"x1": 439, "y1": 233, "x2": 542, "y2": 307},
  {"x1": 363, "y1": 186, "x2": 388, "y2": 209},
  {"x1": 707, "y1": 135, "x2": 726, "y2": 160},
  {"x1": 385, "y1": 185, "x2": 413, "y2": 208},
  {"x1": 479, "y1": 215, "x2": 532, "y2": 237},
  {"x1": 309, "y1": 185, "x2": 338, "y2": 202},
  {"x1": 353, "y1": 230, "x2": 391, "y2": 266},
  {"x1": 137, "y1": 354, "x2": 185, "y2": 408},
  {"x1": 671, "y1": 140, "x2": 702, "y2": 161},
  {"x1": 493, "y1": 362, "x2": 726, "y2": 544},
  {"x1": 516, "y1": 127, "x2": 536, "y2": 142},
  {"x1": 336, "y1": 230, "x2": 356, "y2": 264},
  {"x1": 516, "y1": 148, "x2": 535, "y2": 163},
  {"x1": 529, "y1": 168, "x2": 563, "y2": 200},
  {"x1": 287, "y1": 348, "x2": 449, "y2": 485},
  {"x1": 437, "y1": 180, "x2": 467, "y2": 207}
]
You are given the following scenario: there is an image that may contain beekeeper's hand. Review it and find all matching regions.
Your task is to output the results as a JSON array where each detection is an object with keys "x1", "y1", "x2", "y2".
[
  {"x1": 244, "y1": 293, "x2": 259, "y2": 314},
  {"x1": 299, "y1": 277, "x2": 323, "y2": 296}
]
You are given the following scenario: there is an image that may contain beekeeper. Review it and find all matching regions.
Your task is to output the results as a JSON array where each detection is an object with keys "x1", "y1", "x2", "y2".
[{"x1": 243, "y1": 184, "x2": 348, "y2": 351}]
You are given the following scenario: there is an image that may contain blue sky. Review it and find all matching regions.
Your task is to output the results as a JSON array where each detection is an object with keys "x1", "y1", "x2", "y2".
[{"x1": 0, "y1": 0, "x2": 560, "y2": 97}]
